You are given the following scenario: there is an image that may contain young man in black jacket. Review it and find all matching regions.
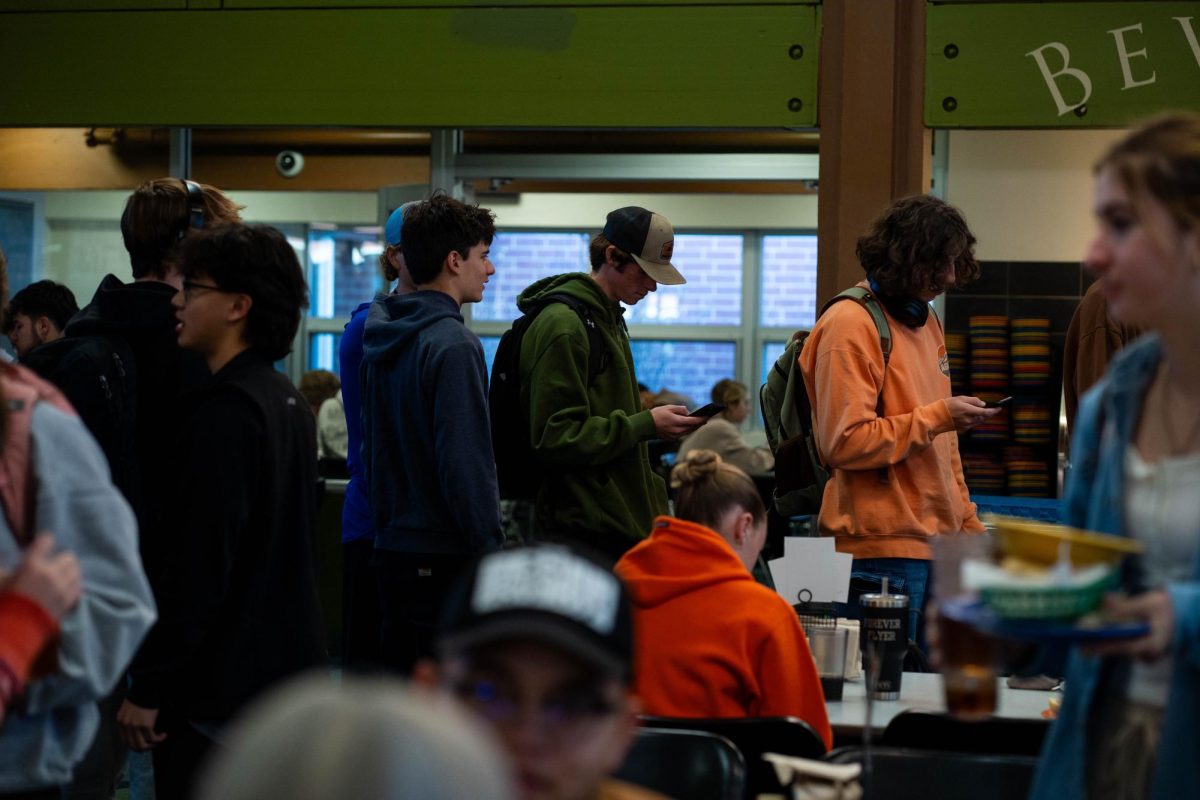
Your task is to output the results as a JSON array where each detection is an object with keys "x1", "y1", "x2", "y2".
[{"x1": 117, "y1": 223, "x2": 327, "y2": 798}]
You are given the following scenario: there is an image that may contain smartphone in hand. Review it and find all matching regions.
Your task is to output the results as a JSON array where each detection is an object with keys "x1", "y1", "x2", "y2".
[
  {"x1": 985, "y1": 396, "x2": 1013, "y2": 409},
  {"x1": 688, "y1": 402, "x2": 726, "y2": 418}
]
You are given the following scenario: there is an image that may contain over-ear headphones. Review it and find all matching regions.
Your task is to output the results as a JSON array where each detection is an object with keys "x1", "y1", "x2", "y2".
[
  {"x1": 179, "y1": 178, "x2": 205, "y2": 240},
  {"x1": 868, "y1": 277, "x2": 929, "y2": 328}
]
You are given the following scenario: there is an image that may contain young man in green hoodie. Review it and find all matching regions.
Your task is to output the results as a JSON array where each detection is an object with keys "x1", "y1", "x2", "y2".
[{"x1": 516, "y1": 207, "x2": 704, "y2": 563}]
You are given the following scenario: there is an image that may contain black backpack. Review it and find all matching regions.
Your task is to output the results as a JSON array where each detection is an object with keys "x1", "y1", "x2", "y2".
[
  {"x1": 23, "y1": 333, "x2": 141, "y2": 509},
  {"x1": 759, "y1": 286, "x2": 892, "y2": 520},
  {"x1": 489, "y1": 293, "x2": 609, "y2": 500}
]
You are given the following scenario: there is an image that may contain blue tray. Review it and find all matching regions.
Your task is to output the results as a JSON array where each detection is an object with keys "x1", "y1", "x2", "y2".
[{"x1": 941, "y1": 597, "x2": 1149, "y2": 643}]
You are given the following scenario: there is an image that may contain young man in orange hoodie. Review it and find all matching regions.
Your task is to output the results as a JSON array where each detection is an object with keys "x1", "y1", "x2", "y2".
[
  {"x1": 798, "y1": 195, "x2": 999, "y2": 641},
  {"x1": 615, "y1": 450, "x2": 832, "y2": 750}
]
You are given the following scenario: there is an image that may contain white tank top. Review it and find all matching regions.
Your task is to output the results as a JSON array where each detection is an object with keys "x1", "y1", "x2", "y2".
[{"x1": 1123, "y1": 448, "x2": 1200, "y2": 706}]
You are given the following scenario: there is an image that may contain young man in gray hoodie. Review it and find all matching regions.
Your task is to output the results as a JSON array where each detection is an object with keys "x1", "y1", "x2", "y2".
[{"x1": 362, "y1": 192, "x2": 504, "y2": 676}]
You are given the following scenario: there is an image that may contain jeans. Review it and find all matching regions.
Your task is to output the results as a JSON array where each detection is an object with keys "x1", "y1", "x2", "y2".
[{"x1": 833, "y1": 557, "x2": 929, "y2": 648}]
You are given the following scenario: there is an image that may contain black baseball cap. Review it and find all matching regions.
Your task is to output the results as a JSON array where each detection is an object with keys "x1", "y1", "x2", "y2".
[{"x1": 439, "y1": 545, "x2": 635, "y2": 682}]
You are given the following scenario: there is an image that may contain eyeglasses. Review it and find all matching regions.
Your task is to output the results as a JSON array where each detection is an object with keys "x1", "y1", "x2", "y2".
[
  {"x1": 452, "y1": 677, "x2": 621, "y2": 737},
  {"x1": 181, "y1": 279, "x2": 227, "y2": 300}
]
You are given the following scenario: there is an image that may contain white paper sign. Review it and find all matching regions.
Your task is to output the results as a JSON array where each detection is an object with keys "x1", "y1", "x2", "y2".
[{"x1": 769, "y1": 537, "x2": 853, "y2": 604}]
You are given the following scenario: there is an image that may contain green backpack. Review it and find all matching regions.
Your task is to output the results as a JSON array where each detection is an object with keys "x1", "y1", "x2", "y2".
[{"x1": 759, "y1": 286, "x2": 892, "y2": 520}]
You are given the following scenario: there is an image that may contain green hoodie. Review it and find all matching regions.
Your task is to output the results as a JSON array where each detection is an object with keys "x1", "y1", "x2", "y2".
[{"x1": 516, "y1": 272, "x2": 667, "y2": 559}]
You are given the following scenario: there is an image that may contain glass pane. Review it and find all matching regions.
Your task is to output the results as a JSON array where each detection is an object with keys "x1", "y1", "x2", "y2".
[
  {"x1": 480, "y1": 335, "x2": 501, "y2": 378},
  {"x1": 309, "y1": 332, "x2": 341, "y2": 374},
  {"x1": 624, "y1": 234, "x2": 743, "y2": 326},
  {"x1": 761, "y1": 340, "x2": 788, "y2": 388},
  {"x1": 630, "y1": 340, "x2": 737, "y2": 410},
  {"x1": 307, "y1": 226, "x2": 384, "y2": 319},
  {"x1": 474, "y1": 232, "x2": 591, "y2": 323},
  {"x1": 760, "y1": 340, "x2": 788, "y2": 427},
  {"x1": 760, "y1": 234, "x2": 818, "y2": 329}
]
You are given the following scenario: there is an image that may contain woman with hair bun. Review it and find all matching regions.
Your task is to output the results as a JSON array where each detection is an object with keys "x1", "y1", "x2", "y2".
[{"x1": 615, "y1": 450, "x2": 832, "y2": 747}]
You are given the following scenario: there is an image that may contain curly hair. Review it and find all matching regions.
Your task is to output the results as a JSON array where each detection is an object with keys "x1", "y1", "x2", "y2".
[
  {"x1": 855, "y1": 195, "x2": 980, "y2": 298},
  {"x1": 671, "y1": 449, "x2": 765, "y2": 530},
  {"x1": 1096, "y1": 112, "x2": 1200, "y2": 234}
]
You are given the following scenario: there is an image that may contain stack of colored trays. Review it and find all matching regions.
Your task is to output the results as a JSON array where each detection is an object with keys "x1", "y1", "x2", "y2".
[
  {"x1": 1007, "y1": 457, "x2": 1051, "y2": 497},
  {"x1": 963, "y1": 451, "x2": 1006, "y2": 494},
  {"x1": 969, "y1": 315, "x2": 1009, "y2": 393},
  {"x1": 1011, "y1": 318, "x2": 1052, "y2": 389},
  {"x1": 969, "y1": 316, "x2": 1011, "y2": 441},
  {"x1": 1013, "y1": 402, "x2": 1055, "y2": 444},
  {"x1": 945, "y1": 332, "x2": 969, "y2": 395}
]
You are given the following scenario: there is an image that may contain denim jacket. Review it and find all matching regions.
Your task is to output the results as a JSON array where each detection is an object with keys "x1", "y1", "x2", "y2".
[{"x1": 1031, "y1": 334, "x2": 1200, "y2": 800}]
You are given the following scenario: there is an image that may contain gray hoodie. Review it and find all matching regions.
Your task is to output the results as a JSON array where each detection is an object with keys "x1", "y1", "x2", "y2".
[{"x1": 0, "y1": 403, "x2": 155, "y2": 791}]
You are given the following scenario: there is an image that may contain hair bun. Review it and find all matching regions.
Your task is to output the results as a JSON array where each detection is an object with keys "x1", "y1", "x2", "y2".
[{"x1": 670, "y1": 449, "x2": 723, "y2": 489}]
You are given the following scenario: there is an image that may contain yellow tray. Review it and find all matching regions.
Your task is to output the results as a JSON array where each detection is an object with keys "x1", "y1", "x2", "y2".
[{"x1": 983, "y1": 514, "x2": 1144, "y2": 568}]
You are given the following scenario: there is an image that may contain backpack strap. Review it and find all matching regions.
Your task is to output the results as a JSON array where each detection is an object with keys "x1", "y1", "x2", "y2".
[
  {"x1": 538, "y1": 293, "x2": 610, "y2": 387},
  {"x1": 0, "y1": 362, "x2": 75, "y2": 545},
  {"x1": 825, "y1": 286, "x2": 892, "y2": 367}
]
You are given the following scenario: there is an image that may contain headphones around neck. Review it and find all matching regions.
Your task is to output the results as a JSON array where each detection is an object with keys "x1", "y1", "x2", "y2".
[
  {"x1": 868, "y1": 277, "x2": 929, "y2": 328},
  {"x1": 179, "y1": 178, "x2": 205, "y2": 240}
]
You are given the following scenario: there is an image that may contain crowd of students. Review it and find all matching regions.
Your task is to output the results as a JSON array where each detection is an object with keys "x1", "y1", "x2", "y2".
[{"x1": 0, "y1": 110, "x2": 1197, "y2": 800}]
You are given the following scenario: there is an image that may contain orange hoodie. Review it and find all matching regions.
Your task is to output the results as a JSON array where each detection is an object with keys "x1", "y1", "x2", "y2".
[
  {"x1": 797, "y1": 285, "x2": 982, "y2": 561},
  {"x1": 615, "y1": 517, "x2": 833, "y2": 750}
]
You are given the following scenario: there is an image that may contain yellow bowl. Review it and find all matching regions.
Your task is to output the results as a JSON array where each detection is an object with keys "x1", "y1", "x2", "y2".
[{"x1": 983, "y1": 514, "x2": 1144, "y2": 568}]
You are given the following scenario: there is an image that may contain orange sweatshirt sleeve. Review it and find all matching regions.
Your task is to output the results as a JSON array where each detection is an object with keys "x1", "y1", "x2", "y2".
[
  {"x1": 801, "y1": 302, "x2": 954, "y2": 471},
  {"x1": 754, "y1": 606, "x2": 833, "y2": 751},
  {"x1": 0, "y1": 590, "x2": 58, "y2": 701}
]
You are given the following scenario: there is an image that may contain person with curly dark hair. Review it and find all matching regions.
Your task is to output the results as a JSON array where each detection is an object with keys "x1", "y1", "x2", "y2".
[{"x1": 798, "y1": 195, "x2": 998, "y2": 643}]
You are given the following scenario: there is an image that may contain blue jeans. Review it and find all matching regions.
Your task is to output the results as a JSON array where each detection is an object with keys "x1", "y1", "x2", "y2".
[{"x1": 834, "y1": 557, "x2": 929, "y2": 648}]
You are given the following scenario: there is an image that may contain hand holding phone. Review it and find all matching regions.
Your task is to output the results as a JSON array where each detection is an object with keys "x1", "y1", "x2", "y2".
[
  {"x1": 688, "y1": 402, "x2": 726, "y2": 418},
  {"x1": 985, "y1": 396, "x2": 1013, "y2": 409}
]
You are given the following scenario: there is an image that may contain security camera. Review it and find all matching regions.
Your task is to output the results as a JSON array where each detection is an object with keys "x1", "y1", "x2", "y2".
[{"x1": 275, "y1": 150, "x2": 304, "y2": 178}]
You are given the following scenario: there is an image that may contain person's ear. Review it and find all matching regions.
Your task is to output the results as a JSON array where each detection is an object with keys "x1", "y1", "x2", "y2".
[
  {"x1": 445, "y1": 249, "x2": 465, "y2": 278},
  {"x1": 226, "y1": 292, "x2": 252, "y2": 324},
  {"x1": 605, "y1": 245, "x2": 626, "y2": 272},
  {"x1": 733, "y1": 510, "x2": 754, "y2": 547},
  {"x1": 33, "y1": 316, "x2": 53, "y2": 340}
]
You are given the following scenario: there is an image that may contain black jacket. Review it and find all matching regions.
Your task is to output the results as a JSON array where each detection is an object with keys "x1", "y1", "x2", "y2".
[
  {"x1": 63, "y1": 274, "x2": 209, "y2": 542},
  {"x1": 127, "y1": 349, "x2": 326, "y2": 721}
]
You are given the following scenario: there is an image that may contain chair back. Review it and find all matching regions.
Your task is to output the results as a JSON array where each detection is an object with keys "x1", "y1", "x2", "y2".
[
  {"x1": 639, "y1": 716, "x2": 825, "y2": 799},
  {"x1": 824, "y1": 745, "x2": 1038, "y2": 800},
  {"x1": 881, "y1": 710, "x2": 1049, "y2": 757},
  {"x1": 614, "y1": 727, "x2": 745, "y2": 800}
]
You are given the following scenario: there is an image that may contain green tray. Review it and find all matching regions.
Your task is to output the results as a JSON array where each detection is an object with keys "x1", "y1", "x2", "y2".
[{"x1": 979, "y1": 573, "x2": 1117, "y2": 621}]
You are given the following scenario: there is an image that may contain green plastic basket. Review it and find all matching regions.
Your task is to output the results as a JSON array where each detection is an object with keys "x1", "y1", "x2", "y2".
[{"x1": 979, "y1": 572, "x2": 1117, "y2": 621}]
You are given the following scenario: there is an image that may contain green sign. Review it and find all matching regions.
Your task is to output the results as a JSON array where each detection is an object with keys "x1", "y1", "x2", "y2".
[
  {"x1": 927, "y1": 2, "x2": 1200, "y2": 127},
  {"x1": 0, "y1": 4, "x2": 820, "y2": 128}
]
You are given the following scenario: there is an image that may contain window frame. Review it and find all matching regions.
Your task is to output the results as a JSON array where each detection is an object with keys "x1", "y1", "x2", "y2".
[{"x1": 293, "y1": 224, "x2": 820, "y2": 430}]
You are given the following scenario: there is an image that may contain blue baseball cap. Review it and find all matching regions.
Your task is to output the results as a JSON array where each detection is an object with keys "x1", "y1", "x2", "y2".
[{"x1": 384, "y1": 201, "x2": 420, "y2": 248}]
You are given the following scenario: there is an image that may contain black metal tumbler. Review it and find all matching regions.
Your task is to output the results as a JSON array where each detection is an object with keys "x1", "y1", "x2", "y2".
[{"x1": 859, "y1": 592, "x2": 909, "y2": 700}]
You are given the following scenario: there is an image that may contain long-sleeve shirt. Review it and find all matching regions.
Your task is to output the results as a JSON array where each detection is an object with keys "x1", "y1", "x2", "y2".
[{"x1": 798, "y1": 285, "x2": 981, "y2": 560}]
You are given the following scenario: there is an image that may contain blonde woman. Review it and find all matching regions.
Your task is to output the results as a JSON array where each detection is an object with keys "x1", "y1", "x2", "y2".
[{"x1": 677, "y1": 379, "x2": 774, "y2": 475}]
